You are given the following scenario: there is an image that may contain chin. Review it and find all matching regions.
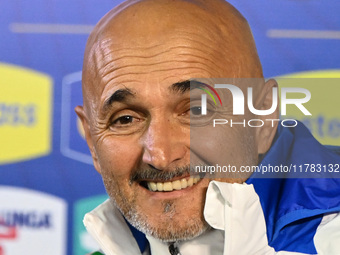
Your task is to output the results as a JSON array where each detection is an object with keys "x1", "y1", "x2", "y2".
[
  {"x1": 105, "y1": 173, "x2": 211, "y2": 242},
  {"x1": 120, "y1": 200, "x2": 209, "y2": 242},
  {"x1": 136, "y1": 214, "x2": 210, "y2": 242}
]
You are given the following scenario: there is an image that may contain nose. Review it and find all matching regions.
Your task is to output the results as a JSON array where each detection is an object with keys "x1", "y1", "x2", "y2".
[{"x1": 141, "y1": 117, "x2": 188, "y2": 170}]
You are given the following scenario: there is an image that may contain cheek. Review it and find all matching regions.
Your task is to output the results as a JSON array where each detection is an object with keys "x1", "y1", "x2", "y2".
[
  {"x1": 191, "y1": 126, "x2": 258, "y2": 169},
  {"x1": 95, "y1": 135, "x2": 142, "y2": 178},
  {"x1": 191, "y1": 126, "x2": 238, "y2": 161}
]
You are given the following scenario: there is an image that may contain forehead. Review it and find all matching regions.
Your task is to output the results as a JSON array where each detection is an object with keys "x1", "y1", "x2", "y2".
[
  {"x1": 82, "y1": 0, "x2": 258, "y2": 109},
  {"x1": 88, "y1": 31, "x2": 234, "y2": 104}
]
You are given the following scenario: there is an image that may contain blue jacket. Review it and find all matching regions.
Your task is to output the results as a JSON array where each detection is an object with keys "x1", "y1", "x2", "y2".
[{"x1": 246, "y1": 123, "x2": 340, "y2": 253}]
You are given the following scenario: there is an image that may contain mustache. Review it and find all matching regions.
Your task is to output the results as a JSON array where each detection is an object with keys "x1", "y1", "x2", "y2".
[{"x1": 131, "y1": 165, "x2": 193, "y2": 183}]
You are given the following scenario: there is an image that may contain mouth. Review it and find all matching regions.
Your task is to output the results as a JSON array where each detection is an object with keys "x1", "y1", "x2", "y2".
[{"x1": 140, "y1": 175, "x2": 201, "y2": 192}]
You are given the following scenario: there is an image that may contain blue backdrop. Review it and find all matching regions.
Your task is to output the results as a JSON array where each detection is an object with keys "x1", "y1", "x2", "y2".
[{"x1": 0, "y1": 0, "x2": 339, "y2": 254}]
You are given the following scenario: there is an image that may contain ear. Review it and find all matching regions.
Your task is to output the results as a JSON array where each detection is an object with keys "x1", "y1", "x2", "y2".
[
  {"x1": 75, "y1": 106, "x2": 102, "y2": 174},
  {"x1": 256, "y1": 79, "x2": 280, "y2": 154}
]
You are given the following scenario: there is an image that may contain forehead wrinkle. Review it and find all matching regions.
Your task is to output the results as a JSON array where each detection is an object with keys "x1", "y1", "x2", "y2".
[
  {"x1": 101, "y1": 66, "x2": 218, "y2": 92},
  {"x1": 99, "y1": 58, "x2": 225, "y2": 85},
  {"x1": 94, "y1": 32, "x2": 227, "y2": 69},
  {"x1": 96, "y1": 41, "x2": 222, "y2": 66},
  {"x1": 103, "y1": 68, "x2": 216, "y2": 93},
  {"x1": 94, "y1": 40, "x2": 232, "y2": 88}
]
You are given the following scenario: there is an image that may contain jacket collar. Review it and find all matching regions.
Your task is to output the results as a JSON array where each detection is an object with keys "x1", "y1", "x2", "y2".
[{"x1": 84, "y1": 200, "x2": 145, "y2": 255}]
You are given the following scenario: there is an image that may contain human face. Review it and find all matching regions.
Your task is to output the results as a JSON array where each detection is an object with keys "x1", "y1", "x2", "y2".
[
  {"x1": 77, "y1": 1, "x2": 266, "y2": 241},
  {"x1": 82, "y1": 46, "x2": 215, "y2": 241},
  {"x1": 77, "y1": 43, "x2": 260, "y2": 242}
]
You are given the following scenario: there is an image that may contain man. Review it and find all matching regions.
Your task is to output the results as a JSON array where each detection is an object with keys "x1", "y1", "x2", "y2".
[{"x1": 75, "y1": 0, "x2": 340, "y2": 254}]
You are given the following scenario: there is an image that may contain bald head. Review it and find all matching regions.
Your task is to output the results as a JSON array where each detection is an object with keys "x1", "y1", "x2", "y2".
[{"x1": 82, "y1": 0, "x2": 263, "y2": 113}]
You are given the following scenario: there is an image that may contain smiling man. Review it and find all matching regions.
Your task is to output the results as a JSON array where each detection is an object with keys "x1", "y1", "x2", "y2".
[{"x1": 76, "y1": 0, "x2": 340, "y2": 254}]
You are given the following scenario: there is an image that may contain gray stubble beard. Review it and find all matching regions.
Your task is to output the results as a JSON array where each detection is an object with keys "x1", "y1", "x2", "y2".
[{"x1": 102, "y1": 173, "x2": 209, "y2": 243}]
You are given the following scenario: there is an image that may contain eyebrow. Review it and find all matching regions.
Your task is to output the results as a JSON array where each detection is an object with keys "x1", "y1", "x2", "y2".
[
  {"x1": 102, "y1": 88, "x2": 135, "y2": 112},
  {"x1": 170, "y1": 79, "x2": 206, "y2": 94}
]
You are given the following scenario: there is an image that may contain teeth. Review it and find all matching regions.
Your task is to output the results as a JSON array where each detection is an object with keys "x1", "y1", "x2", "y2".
[
  {"x1": 146, "y1": 176, "x2": 200, "y2": 192},
  {"x1": 181, "y1": 178, "x2": 188, "y2": 189},
  {"x1": 156, "y1": 182, "x2": 164, "y2": 191},
  {"x1": 163, "y1": 182, "x2": 173, "y2": 191},
  {"x1": 187, "y1": 177, "x2": 193, "y2": 187},
  {"x1": 150, "y1": 182, "x2": 157, "y2": 191},
  {"x1": 172, "y1": 180, "x2": 182, "y2": 190}
]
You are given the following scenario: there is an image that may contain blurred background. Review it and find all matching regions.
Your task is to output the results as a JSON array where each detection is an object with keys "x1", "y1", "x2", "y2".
[{"x1": 0, "y1": 0, "x2": 339, "y2": 254}]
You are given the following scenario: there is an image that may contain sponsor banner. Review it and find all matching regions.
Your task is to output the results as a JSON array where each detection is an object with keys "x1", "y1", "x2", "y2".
[
  {"x1": 0, "y1": 63, "x2": 53, "y2": 164},
  {"x1": 278, "y1": 70, "x2": 340, "y2": 146},
  {"x1": 0, "y1": 186, "x2": 67, "y2": 254},
  {"x1": 60, "y1": 71, "x2": 93, "y2": 164},
  {"x1": 73, "y1": 194, "x2": 108, "y2": 255}
]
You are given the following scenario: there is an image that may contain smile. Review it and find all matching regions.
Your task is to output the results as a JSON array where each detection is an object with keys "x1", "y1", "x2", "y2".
[{"x1": 146, "y1": 176, "x2": 201, "y2": 192}]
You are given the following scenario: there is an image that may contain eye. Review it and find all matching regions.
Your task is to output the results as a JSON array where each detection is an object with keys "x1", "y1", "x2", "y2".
[
  {"x1": 113, "y1": 115, "x2": 134, "y2": 125},
  {"x1": 190, "y1": 106, "x2": 202, "y2": 116},
  {"x1": 186, "y1": 101, "x2": 217, "y2": 127},
  {"x1": 109, "y1": 110, "x2": 146, "y2": 135}
]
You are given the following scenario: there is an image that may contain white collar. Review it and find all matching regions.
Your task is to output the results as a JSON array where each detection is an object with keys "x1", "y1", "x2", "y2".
[
  {"x1": 84, "y1": 200, "x2": 143, "y2": 255},
  {"x1": 84, "y1": 181, "x2": 267, "y2": 255}
]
